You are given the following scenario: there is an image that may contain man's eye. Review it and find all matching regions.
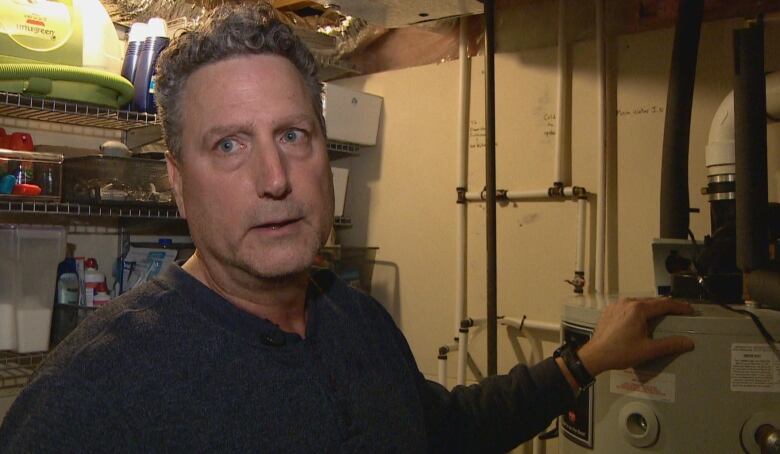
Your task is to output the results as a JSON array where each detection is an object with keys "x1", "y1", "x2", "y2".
[
  {"x1": 281, "y1": 129, "x2": 304, "y2": 143},
  {"x1": 217, "y1": 138, "x2": 238, "y2": 153}
]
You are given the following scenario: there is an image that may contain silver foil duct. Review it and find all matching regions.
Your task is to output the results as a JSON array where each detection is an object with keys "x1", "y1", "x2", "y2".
[{"x1": 104, "y1": 0, "x2": 379, "y2": 80}]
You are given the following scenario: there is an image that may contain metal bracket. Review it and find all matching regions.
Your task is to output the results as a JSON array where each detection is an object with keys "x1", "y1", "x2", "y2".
[
  {"x1": 565, "y1": 271, "x2": 586, "y2": 294},
  {"x1": 456, "y1": 187, "x2": 467, "y2": 204}
]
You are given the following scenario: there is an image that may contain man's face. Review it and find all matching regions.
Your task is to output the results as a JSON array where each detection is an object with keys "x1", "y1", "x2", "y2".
[{"x1": 167, "y1": 54, "x2": 334, "y2": 282}]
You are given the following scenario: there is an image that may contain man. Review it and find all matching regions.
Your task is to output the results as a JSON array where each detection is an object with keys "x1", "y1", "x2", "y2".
[{"x1": 0, "y1": 3, "x2": 694, "y2": 452}]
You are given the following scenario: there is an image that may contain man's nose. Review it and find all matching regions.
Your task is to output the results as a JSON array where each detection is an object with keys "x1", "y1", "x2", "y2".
[{"x1": 253, "y1": 140, "x2": 291, "y2": 199}]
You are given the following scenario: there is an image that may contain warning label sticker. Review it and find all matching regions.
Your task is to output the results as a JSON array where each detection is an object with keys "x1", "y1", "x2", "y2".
[
  {"x1": 609, "y1": 369, "x2": 676, "y2": 403},
  {"x1": 730, "y1": 343, "x2": 780, "y2": 393}
]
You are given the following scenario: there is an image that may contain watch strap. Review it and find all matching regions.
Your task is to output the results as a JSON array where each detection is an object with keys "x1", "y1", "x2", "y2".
[{"x1": 555, "y1": 343, "x2": 595, "y2": 392}]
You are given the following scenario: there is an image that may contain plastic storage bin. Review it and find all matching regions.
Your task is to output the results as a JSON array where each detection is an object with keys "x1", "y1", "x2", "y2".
[
  {"x1": 0, "y1": 149, "x2": 64, "y2": 202},
  {"x1": 0, "y1": 225, "x2": 66, "y2": 353},
  {"x1": 62, "y1": 156, "x2": 174, "y2": 207},
  {"x1": 62, "y1": 155, "x2": 173, "y2": 206}
]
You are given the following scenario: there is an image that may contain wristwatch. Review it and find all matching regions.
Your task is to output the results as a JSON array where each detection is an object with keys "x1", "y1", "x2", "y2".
[{"x1": 554, "y1": 343, "x2": 595, "y2": 393}]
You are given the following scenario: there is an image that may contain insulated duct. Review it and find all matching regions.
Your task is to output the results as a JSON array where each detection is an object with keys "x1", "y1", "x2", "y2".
[
  {"x1": 103, "y1": 0, "x2": 375, "y2": 79},
  {"x1": 734, "y1": 20, "x2": 770, "y2": 272},
  {"x1": 659, "y1": 0, "x2": 704, "y2": 239}
]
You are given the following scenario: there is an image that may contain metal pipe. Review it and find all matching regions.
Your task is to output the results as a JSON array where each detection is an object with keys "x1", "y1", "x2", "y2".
[
  {"x1": 659, "y1": 0, "x2": 704, "y2": 239},
  {"x1": 595, "y1": 0, "x2": 607, "y2": 295},
  {"x1": 457, "y1": 327, "x2": 469, "y2": 385},
  {"x1": 455, "y1": 16, "x2": 471, "y2": 338},
  {"x1": 734, "y1": 21, "x2": 769, "y2": 272},
  {"x1": 484, "y1": 0, "x2": 498, "y2": 377},
  {"x1": 554, "y1": 0, "x2": 569, "y2": 186}
]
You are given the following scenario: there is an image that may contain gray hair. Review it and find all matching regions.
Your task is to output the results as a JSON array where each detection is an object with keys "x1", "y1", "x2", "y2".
[{"x1": 155, "y1": 2, "x2": 325, "y2": 161}]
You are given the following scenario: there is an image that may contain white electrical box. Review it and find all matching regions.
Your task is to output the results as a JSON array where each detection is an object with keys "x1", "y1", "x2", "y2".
[{"x1": 323, "y1": 83, "x2": 382, "y2": 146}]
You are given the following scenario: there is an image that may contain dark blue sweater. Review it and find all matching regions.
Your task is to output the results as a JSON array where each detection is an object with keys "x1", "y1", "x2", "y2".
[{"x1": 0, "y1": 265, "x2": 574, "y2": 453}]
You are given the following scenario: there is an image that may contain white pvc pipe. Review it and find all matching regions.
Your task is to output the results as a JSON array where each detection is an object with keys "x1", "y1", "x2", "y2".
[
  {"x1": 506, "y1": 189, "x2": 552, "y2": 200},
  {"x1": 456, "y1": 16, "x2": 471, "y2": 337},
  {"x1": 705, "y1": 71, "x2": 780, "y2": 177},
  {"x1": 500, "y1": 317, "x2": 560, "y2": 333},
  {"x1": 465, "y1": 316, "x2": 488, "y2": 327},
  {"x1": 705, "y1": 91, "x2": 736, "y2": 176},
  {"x1": 467, "y1": 187, "x2": 584, "y2": 202},
  {"x1": 765, "y1": 71, "x2": 780, "y2": 117},
  {"x1": 464, "y1": 192, "x2": 484, "y2": 202},
  {"x1": 595, "y1": 0, "x2": 607, "y2": 295},
  {"x1": 554, "y1": 0, "x2": 569, "y2": 186},
  {"x1": 438, "y1": 356, "x2": 448, "y2": 388},
  {"x1": 576, "y1": 197, "x2": 587, "y2": 274},
  {"x1": 457, "y1": 329, "x2": 469, "y2": 386}
]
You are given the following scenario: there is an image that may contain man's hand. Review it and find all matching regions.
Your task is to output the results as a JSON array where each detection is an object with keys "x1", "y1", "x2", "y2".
[{"x1": 576, "y1": 298, "x2": 696, "y2": 377}]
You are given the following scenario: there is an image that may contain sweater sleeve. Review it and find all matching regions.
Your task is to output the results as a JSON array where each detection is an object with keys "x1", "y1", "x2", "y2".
[
  {"x1": 0, "y1": 369, "x2": 138, "y2": 453},
  {"x1": 418, "y1": 358, "x2": 576, "y2": 453},
  {"x1": 366, "y1": 291, "x2": 576, "y2": 454}
]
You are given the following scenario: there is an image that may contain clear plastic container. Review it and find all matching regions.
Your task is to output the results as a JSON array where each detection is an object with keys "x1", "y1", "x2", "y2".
[
  {"x1": 0, "y1": 224, "x2": 67, "y2": 352},
  {"x1": 0, "y1": 149, "x2": 64, "y2": 202}
]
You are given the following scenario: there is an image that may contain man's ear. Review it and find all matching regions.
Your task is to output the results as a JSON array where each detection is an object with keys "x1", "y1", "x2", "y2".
[{"x1": 165, "y1": 151, "x2": 186, "y2": 219}]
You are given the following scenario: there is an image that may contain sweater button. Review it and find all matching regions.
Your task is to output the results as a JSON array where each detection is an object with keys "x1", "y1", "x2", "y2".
[{"x1": 263, "y1": 333, "x2": 286, "y2": 347}]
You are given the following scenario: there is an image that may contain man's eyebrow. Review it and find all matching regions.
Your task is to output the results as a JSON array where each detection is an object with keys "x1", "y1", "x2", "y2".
[
  {"x1": 273, "y1": 113, "x2": 317, "y2": 128},
  {"x1": 201, "y1": 121, "x2": 256, "y2": 145}
]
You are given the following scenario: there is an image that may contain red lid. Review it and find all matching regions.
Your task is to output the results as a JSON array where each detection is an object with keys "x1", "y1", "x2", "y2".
[
  {"x1": 85, "y1": 257, "x2": 98, "y2": 269},
  {"x1": 9, "y1": 132, "x2": 33, "y2": 151},
  {"x1": 12, "y1": 184, "x2": 41, "y2": 196}
]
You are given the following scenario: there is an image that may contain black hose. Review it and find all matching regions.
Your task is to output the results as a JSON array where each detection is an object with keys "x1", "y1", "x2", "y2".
[
  {"x1": 659, "y1": 0, "x2": 704, "y2": 239},
  {"x1": 734, "y1": 21, "x2": 770, "y2": 272}
]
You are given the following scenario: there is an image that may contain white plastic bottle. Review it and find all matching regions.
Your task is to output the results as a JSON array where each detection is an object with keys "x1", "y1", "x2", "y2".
[
  {"x1": 84, "y1": 258, "x2": 106, "y2": 307},
  {"x1": 56, "y1": 272, "x2": 79, "y2": 305}
]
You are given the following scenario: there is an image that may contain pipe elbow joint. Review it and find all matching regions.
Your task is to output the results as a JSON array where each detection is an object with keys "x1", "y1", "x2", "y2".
[
  {"x1": 549, "y1": 182, "x2": 565, "y2": 197},
  {"x1": 573, "y1": 186, "x2": 588, "y2": 198}
]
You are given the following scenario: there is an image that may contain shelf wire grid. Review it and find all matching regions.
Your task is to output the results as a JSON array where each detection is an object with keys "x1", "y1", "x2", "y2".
[
  {"x1": 0, "y1": 91, "x2": 158, "y2": 130},
  {"x1": 0, "y1": 200, "x2": 180, "y2": 219},
  {"x1": 0, "y1": 351, "x2": 47, "y2": 391}
]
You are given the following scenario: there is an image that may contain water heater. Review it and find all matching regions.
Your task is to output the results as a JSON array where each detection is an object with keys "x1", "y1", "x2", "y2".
[{"x1": 559, "y1": 296, "x2": 780, "y2": 453}]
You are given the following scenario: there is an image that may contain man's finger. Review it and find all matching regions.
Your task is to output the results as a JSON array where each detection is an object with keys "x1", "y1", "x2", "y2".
[
  {"x1": 644, "y1": 335, "x2": 695, "y2": 361},
  {"x1": 640, "y1": 299, "x2": 695, "y2": 320}
]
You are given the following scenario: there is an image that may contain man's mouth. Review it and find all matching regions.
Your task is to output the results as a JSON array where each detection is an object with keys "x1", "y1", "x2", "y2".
[{"x1": 256, "y1": 218, "x2": 302, "y2": 231}]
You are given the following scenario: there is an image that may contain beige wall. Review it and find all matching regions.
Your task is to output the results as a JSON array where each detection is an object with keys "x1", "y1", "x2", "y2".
[{"x1": 333, "y1": 8, "x2": 780, "y2": 391}]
